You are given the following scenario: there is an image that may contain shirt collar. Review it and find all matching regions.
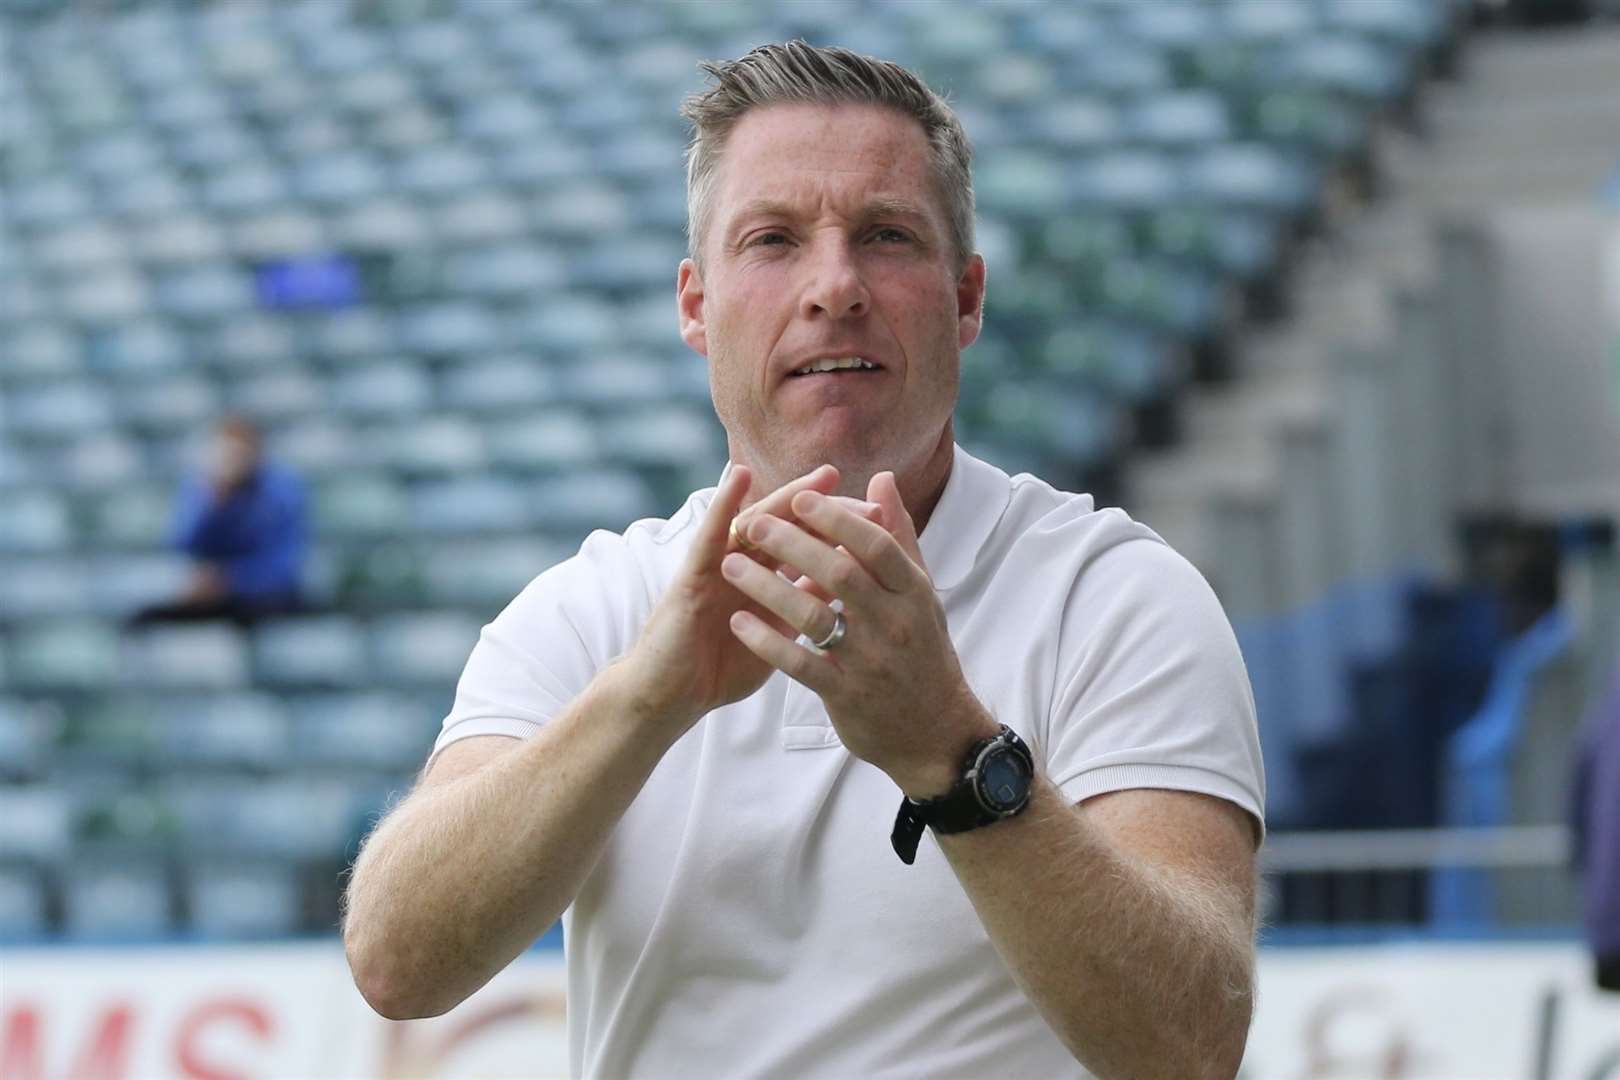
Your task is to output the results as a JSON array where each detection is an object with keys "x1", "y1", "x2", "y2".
[
  {"x1": 713, "y1": 444, "x2": 1011, "y2": 592},
  {"x1": 918, "y1": 444, "x2": 1011, "y2": 592}
]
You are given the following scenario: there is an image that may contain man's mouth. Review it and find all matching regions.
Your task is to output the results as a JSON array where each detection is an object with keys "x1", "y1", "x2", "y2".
[{"x1": 789, "y1": 357, "x2": 882, "y2": 377}]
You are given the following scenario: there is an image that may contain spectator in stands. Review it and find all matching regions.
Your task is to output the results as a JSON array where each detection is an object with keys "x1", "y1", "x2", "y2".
[
  {"x1": 130, "y1": 415, "x2": 308, "y2": 627},
  {"x1": 344, "y1": 42, "x2": 1262, "y2": 1078},
  {"x1": 1572, "y1": 661, "x2": 1620, "y2": 992}
]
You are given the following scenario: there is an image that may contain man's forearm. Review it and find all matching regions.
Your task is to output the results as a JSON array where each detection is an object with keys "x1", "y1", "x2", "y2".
[
  {"x1": 343, "y1": 661, "x2": 677, "y2": 1020},
  {"x1": 937, "y1": 779, "x2": 1256, "y2": 1080}
]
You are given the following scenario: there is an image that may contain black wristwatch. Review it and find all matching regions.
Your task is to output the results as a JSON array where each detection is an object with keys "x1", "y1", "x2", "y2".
[{"x1": 891, "y1": 725, "x2": 1035, "y2": 865}]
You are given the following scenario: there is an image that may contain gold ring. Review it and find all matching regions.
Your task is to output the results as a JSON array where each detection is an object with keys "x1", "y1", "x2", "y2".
[{"x1": 729, "y1": 517, "x2": 753, "y2": 551}]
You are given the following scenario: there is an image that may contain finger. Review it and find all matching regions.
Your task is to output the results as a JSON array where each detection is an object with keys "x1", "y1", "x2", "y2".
[
  {"x1": 728, "y1": 610, "x2": 835, "y2": 692},
  {"x1": 789, "y1": 489, "x2": 919, "y2": 594},
  {"x1": 721, "y1": 552, "x2": 840, "y2": 645},
  {"x1": 733, "y1": 465, "x2": 840, "y2": 544},
  {"x1": 868, "y1": 471, "x2": 926, "y2": 569},
  {"x1": 794, "y1": 573, "x2": 834, "y2": 604},
  {"x1": 744, "y1": 514, "x2": 877, "y2": 607},
  {"x1": 828, "y1": 495, "x2": 884, "y2": 524},
  {"x1": 688, "y1": 464, "x2": 752, "y2": 569}
]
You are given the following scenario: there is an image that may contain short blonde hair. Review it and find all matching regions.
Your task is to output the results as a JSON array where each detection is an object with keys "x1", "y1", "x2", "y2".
[{"x1": 680, "y1": 40, "x2": 975, "y2": 271}]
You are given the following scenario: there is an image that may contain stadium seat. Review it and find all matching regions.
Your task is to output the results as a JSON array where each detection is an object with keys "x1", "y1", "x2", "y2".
[
  {"x1": 531, "y1": 469, "x2": 660, "y2": 534},
  {"x1": 89, "y1": 484, "x2": 174, "y2": 549},
  {"x1": 483, "y1": 411, "x2": 599, "y2": 471},
  {"x1": 0, "y1": 866, "x2": 51, "y2": 938},
  {"x1": 288, "y1": 691, "x2": 442, "y2": 772},
  {"x1": 0, "y1": 699, "x2": 61, "y2": 782},
  {"x1": 10, "y1": 621, "x2": 123, "y2": 690},
  {"x1": 419, "y1": 537, "x2": 567, "y2": 609},
  {"x1": 360, "y1": 415, "x2": 488, "y2": 475},
  {"x1": 7, "y1": 381, "x2": 113, "y2": 439},
  {"x1": 411, "y1": 476, "x2": 534, "y2": 534},
  {"x1": 330, "y1": 364, "x2": 436, "y2": 419},
  {"x1": 314, "y1": 474, "x2": 410, "y2": 537},
  {"x1": 254, "y1": 616, "x2": 371, "y2": 688},
  {"x1": 370, "y1": 611, "x2": 483, "y2": 686},
  {"x1": 61, "y1": 859, "x2": 173, "y2": 939},
  {"x1": 440, "y1": 356, "x2": 558, "y2": 413},
  {"x1": 0, "y1": 786, "x2": 75, "y2": 862},
  {"x1": 121, "y1": 623, "x2": 251, "y2": 690},
  {"x1": 0, "y1": 558, "x2": 94, "y2": 619},
  {"x1": 91, "y1": 554, "x2": 194, "y2": 617},
  {"x1": 184, "y1": 859, "x2": 303, "y2": 939},
  {"x1": 159, "y1": 691, "x2": 290, "y2": 772}
]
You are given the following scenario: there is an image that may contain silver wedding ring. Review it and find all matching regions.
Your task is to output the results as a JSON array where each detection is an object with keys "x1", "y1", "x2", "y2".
[{"x1": 812, "y1": 611, "x2": 847, "y2": 650}]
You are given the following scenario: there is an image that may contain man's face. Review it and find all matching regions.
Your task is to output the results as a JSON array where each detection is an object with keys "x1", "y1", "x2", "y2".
[{"x1": 677, "y1": 103, "x2": 986, "y2": 498}]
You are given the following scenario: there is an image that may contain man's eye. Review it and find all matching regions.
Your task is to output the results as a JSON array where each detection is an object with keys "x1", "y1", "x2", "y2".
[
  {"x1": 751, "y1": 232, "x2": 789, "y2": 247},
  {"x1": 873, "y1": 228, "x2": 910, "y2": 243}
]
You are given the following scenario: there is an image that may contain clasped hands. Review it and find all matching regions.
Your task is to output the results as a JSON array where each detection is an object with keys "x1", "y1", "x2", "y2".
[{"x1": 624, "y1": 462, "x2": 995, "y2": 795}]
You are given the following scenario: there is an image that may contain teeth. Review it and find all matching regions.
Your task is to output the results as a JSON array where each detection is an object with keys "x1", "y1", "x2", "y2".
[{"x1": 793, "y1": 357, "x2": 877, "y2": 375}]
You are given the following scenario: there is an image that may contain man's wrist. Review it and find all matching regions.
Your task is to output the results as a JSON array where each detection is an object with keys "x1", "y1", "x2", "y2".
[
  {"x1": 890, "y1": 701, "x2": 1001, "y2": 800},
  {"x1": 598, "y1": 659, "x2": 698, "y2": 749}
]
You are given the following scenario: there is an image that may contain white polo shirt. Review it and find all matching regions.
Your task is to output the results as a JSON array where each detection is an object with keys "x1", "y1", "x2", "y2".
[{"x1": 434, "y1": 445, "x2": 1264, "y2": 1080}]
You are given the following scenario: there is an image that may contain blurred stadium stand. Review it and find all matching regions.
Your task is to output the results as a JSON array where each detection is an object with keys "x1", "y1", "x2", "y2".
[{"x1": 1, "y1": 0, "x2": 1616, "y2": 947}]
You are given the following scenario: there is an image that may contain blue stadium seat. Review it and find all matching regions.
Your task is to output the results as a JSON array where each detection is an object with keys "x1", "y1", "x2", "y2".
[
  {"x1": 360, "y1": 415, "x2": 488, "y2": 475},
  {"x1": 435, "y1": 190, "x2": 532, "y2": 245},
  {"x1": 314, "y1": 474, "x2": 410, "y2": 537},
  {"x1": 61, "y1": 859, "x2": 173, "y2": 939},
  {"x1": 6, "y1": 323, "x2": 82, "y2": 379},
  {"x1": 132, "y1": 212, "x2": 229, "y2": 265},
  {"x1": 398, "y1": 301, "x2": 503, "y2": 357},
  {"x1": 160, "y1": 691, "x2": 290, "y2": 771},
  {"x1": 118, "y1": 375, "x2": 221, "y2": 434},
  {"x1": 440, "y1": 356, "x2": 558, "y2": 414},
  {"x1": 0, "y1": 558, "x2": 94, "y2": 619},
  {"x1": 184, "y1": 859, "x2": 303, "y2": 939},
  {"x1": 89, "y1": 484, "x2": 173, "y2": 549},
  {"x1": 531, "y1": 469, "x2": 660, "y2": 534},
  {"x1": 91, "y1": 554, "x2": 194, "y2": 616},
  {"x1": 8, "y1": 381, "x2": 113, "y2": 439},
  {"x1": 0, "y1": 492, "x2": 74, "y2": 554},
  {"x1": 0, "y1": 699, "x2": 61, "y2": 782},
  {"x1": 371, "y1": 612, "x2": 483, "y2": 686},
  {"x1": 229, "y1": 369, "x2": 326, "y2": 421},
  {"x1": 411, "y1": 476, "x2": 534, "y2": 534},
  {"x1": 600, "y1": 407, "x2": 726, "y2": 469},
  {"x1": 12, "y1": 621, "x2": 122, "y2": 690},
  {"x1": 0, "y1": 866, "x2": 50, "y2": 939},
  {"x1": 289, "y1": 691, "x2": 442, "y2": 772},
  {"x1": 0, "y1": 786, "x2": 75, "y2": 862},
  {"x1": 330, "y1": 364, "x2": 436, "y2": 419},
  {"x1": 254, "y1": 616, "x2": 371, "y2": 688},
  {"x1": 121, "y1": 623, "x2": 251, "y2": 691},
  {"x1": 484, "y1": 411, "x2": 599, "y2": 471},
  {"x1": 308, "y1": 306, "x2": 400, "y2": 360},
  {"x1": 420, "y1": 536, "x2": 566, "y2": 607}
]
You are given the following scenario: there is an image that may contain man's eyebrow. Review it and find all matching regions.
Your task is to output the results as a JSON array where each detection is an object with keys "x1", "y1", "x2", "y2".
[{"x1": 726, "y1": 196, "x2": 936, "y2": 231}]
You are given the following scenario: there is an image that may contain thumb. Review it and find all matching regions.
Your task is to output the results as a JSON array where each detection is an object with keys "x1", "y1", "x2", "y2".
[{"x1": 867, "y1": 471, "x2": 925, "y2": 568}]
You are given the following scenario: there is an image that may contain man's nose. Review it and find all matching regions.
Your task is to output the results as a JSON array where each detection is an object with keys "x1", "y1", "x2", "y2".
[{"x1": 800, "y1": 238, "x2": 869, "y2": 320}]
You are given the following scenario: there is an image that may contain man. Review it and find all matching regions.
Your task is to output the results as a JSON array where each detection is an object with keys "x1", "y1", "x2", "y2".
[
  {"x1": 130, "y1": 415, "x2": 308, "y2": 626},
  {"x1": 344, "y1": 42, "x2": 1264, "y2": 1079}
]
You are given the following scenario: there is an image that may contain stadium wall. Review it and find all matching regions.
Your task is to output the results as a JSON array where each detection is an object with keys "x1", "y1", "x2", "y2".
[{"x1": 3, "y1": 940, "x2": 1618, "y2": 1079}]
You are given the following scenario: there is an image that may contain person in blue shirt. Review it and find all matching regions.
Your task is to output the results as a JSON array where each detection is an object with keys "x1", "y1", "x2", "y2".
[{"x1": 130, "y1": 415, "x2": 309, "y2": 626}]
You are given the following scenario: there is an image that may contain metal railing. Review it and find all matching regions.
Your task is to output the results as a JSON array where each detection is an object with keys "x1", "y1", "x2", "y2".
[{"x1": 1260, "y1": 825, "x2": 1579, "y2": 930}]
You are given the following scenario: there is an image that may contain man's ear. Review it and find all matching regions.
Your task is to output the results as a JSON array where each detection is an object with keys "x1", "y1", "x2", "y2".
[
  {"x1": 677, "y1": 258, "x2": 709, "y2": 358},
  {"x1": 956, "y1": 254, "x2": 986, "y2": 351}
]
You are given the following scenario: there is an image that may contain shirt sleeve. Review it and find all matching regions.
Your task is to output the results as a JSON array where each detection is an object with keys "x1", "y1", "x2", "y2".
[
  {"x1": 429, "y1": 529, "x2": 643, "y2": 766},
  {"x1": 1042, "y1": 536, "x2": 1266, "y2": 838}
]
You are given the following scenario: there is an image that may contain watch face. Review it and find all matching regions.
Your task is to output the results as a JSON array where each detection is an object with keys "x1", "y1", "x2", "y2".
[{"x1": 977, "y1": 745, "x2": 1031, "y2": 812}]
